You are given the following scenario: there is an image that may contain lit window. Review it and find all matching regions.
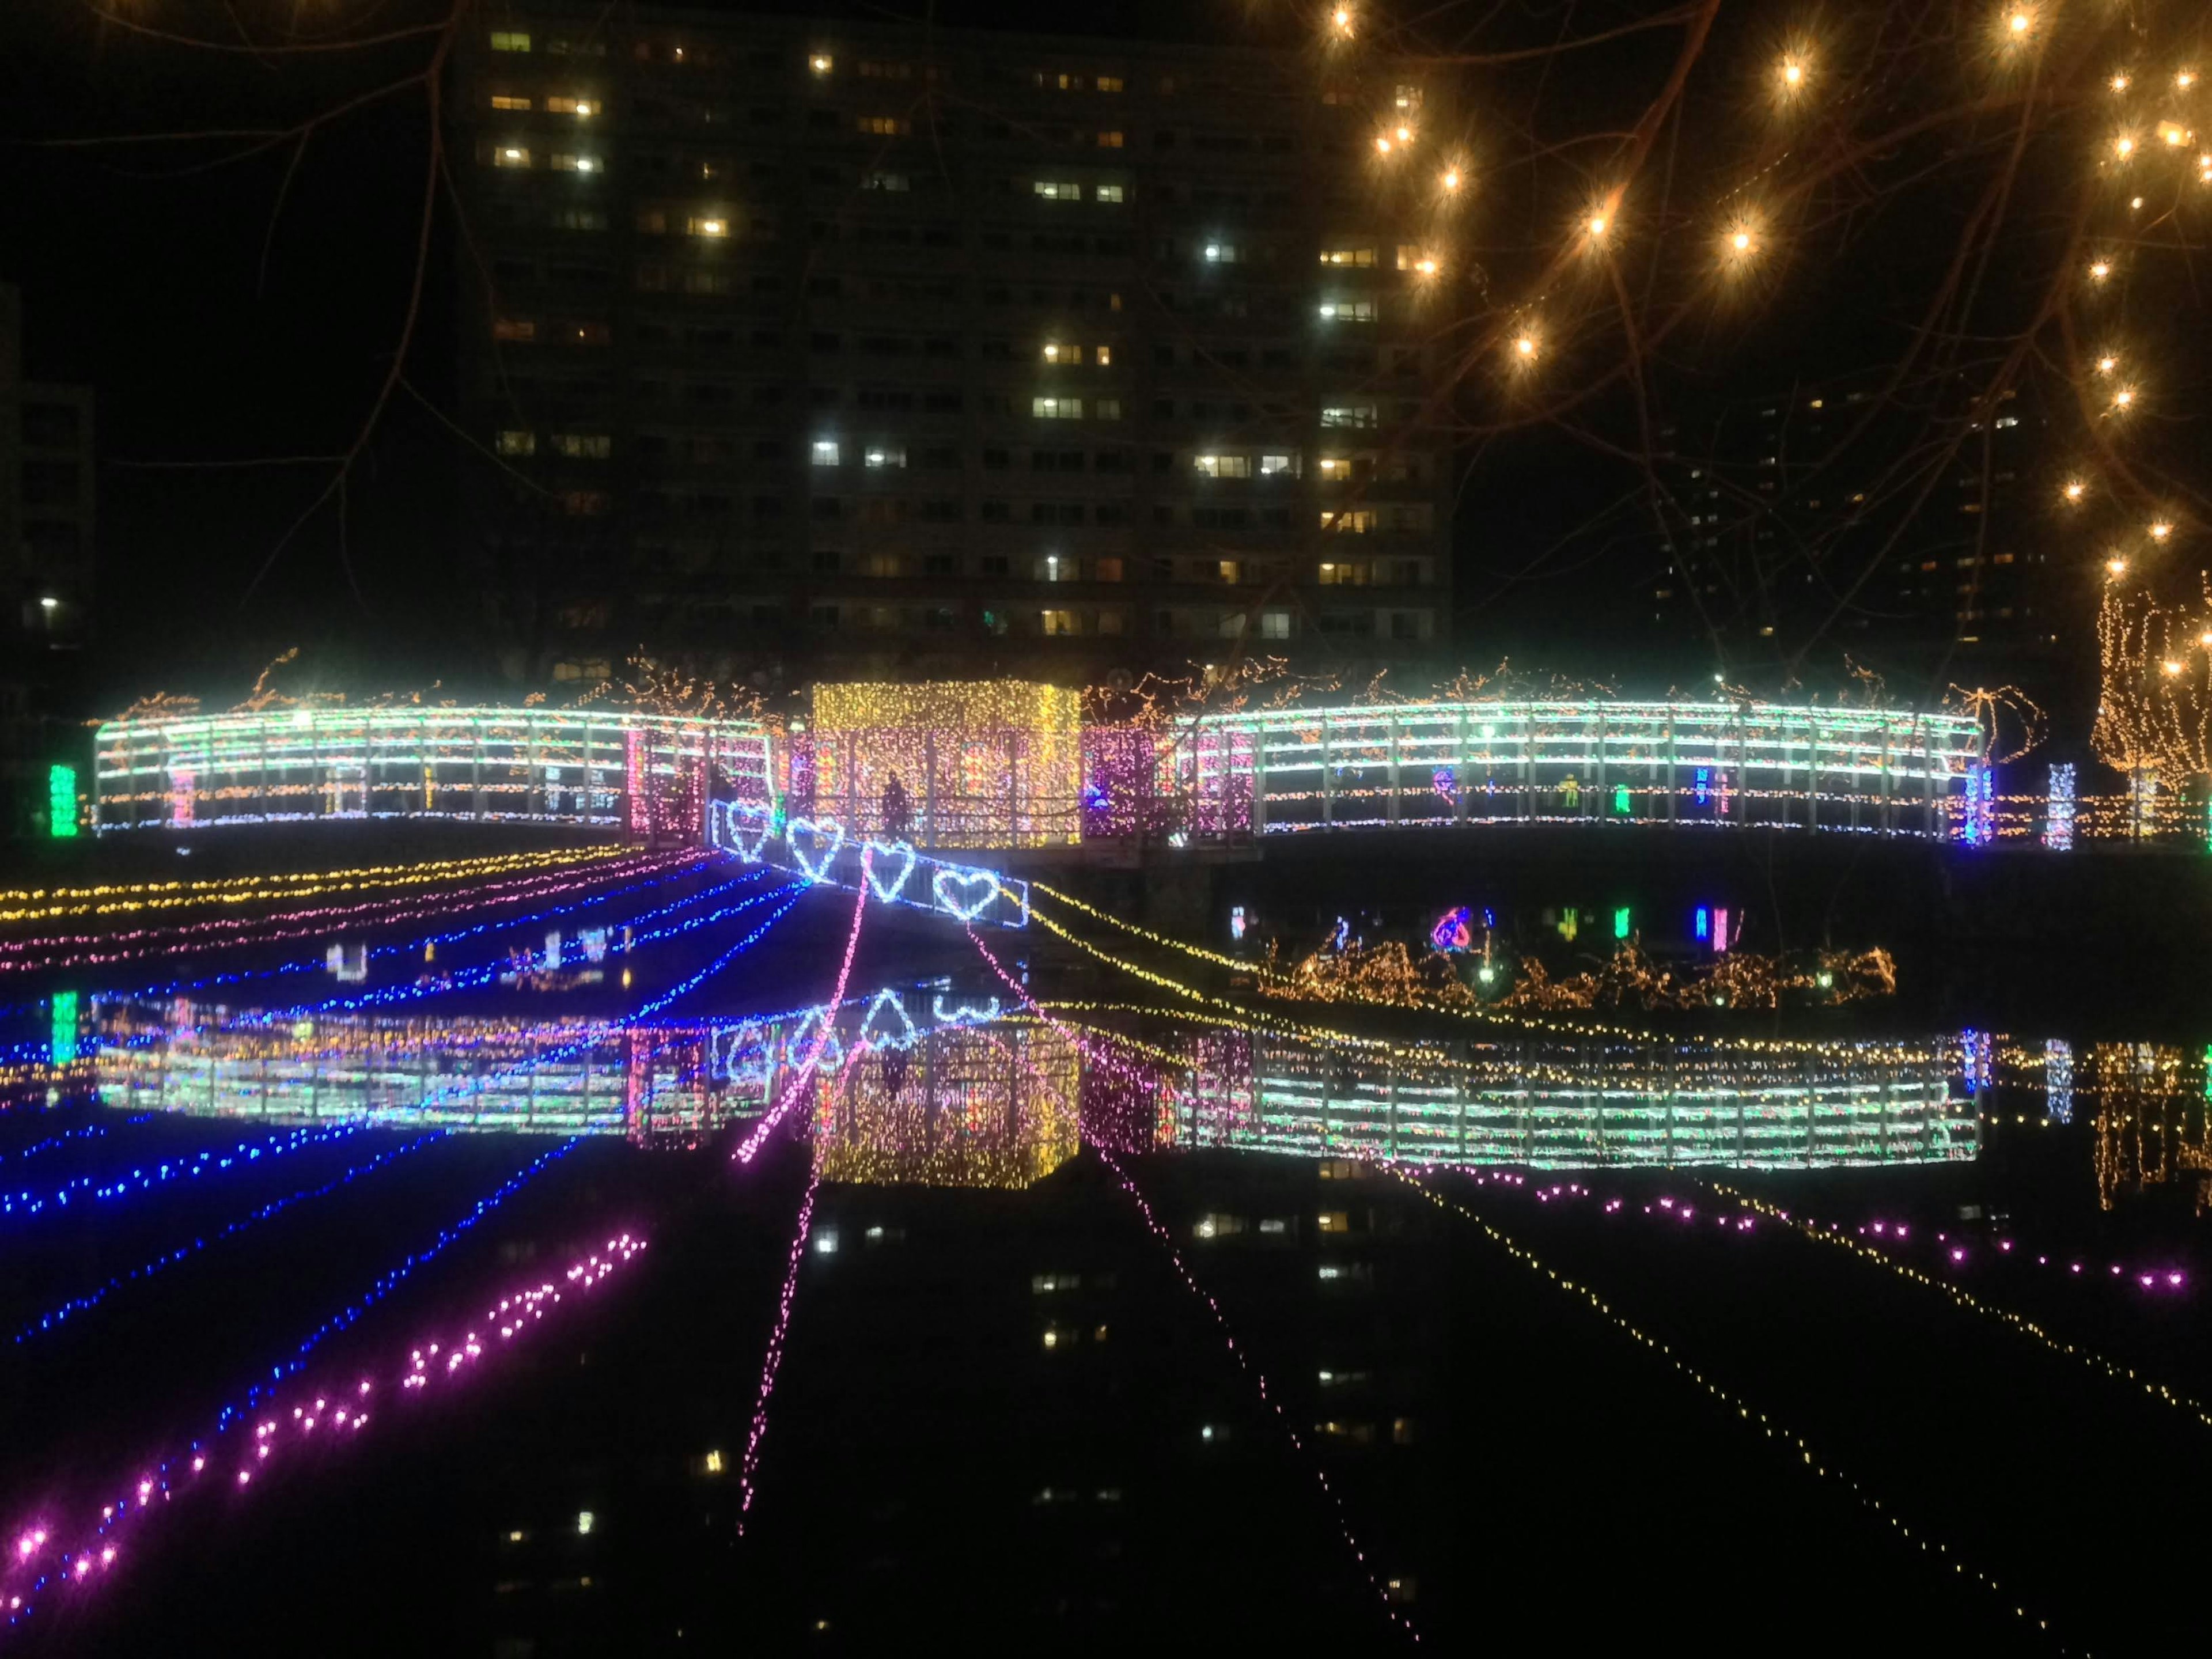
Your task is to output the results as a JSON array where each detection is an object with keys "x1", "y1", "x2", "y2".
[
  {"x1": 1192, "y1": 454, "x2": 1251, "y2": 478},
  {"x1": 1260, "y1": 452, "x2": 1298, "y2": 475},
  {"x1": 863, "y1": 445, "x2": 906, "y2": 468},
  {"x1": 1042, "y1": 342, "x2": 1070, "y2": 362},
  {"x1": 551, "y1": 153, "x2": 601, "y2": 173},
  {"x1": 1036, "y1": 554, "x2": 1074, "y2": 581},
  {"x1": 1215, "y1": 560, "x2": 1241, "y2": 583},
  {"x1": 1096, "y1": 75, "x2": 1124, "y2": 92},
  {"x1": 1041, "y1": 609, "x2": 1082, "y2": 635},
  {"x1": 1096, "y1": 556, "x2": 1124, "y2": 582},
  {"x1": 1033, "y1": 397, "x2": 1084, "y2": 419},
  {"x1": 551, "y1": 433, "x2": 611, "y2": 458},
  {"x1": 809, "y1": 53, "x2": 834, "y2": 74},
  {"x1": 811, "y1": 441, "x2": 840, "y2": 465},
  {"x1": 1317, "y1": 457, "x2": 1352, "y2": 480},
  {"x1": 1395, "y1": 244, "x2": 1434, "y2": 271},
  {"x1": 1202, "y1": 242, "x2": 1239, "y2": 263},
  {"x1": 1319, "y1": 245, "x2": 1376, "y2": 267},
  {"x1": 490, "y1": 94, "x2": 532, "y2": 111},
  {"x1": 703, "y1": 1450, "x2": 724, "y2": 1474},
  {"x1": 1096, "y1": 183, "x2": 1126, "y2": 203},
  {"x1": 862, "y1": 171, "x2": 910, "y2": 191},
  {"x1": 1320, "y1": 404, "x2": 1376, "y2": 428},
  {"x1": 1096, "y1": 130, "x2": 1124, "y2": 147},
  {"x1": 1317, "y1": 562, "x2": 1366, "y2": 586},
  {"x1": 1034, "y1": 180, "x2": 1082, "y2": 199},
  {"x1": 1261, "y1": 611, "x2": 1291, "y2": 638},
  {"x1": 1096, "y1": 345, "x2": 1112, "y2": 366},
  {"x1": 1321, "y1": 509, "x2": 1375, "y2": 533},
  {"x1": 567, "y1": 321, "x2": 611, "y2": 345},
  {"x1": 1317, "y1": 1211, "x2": 1350, "y2": 1233},
  {"x1": 497, "y1": 430, "x2": 536, "y2": 456},
  {"x1": 490, "y1": 30, "x2": 531, "y2": 51},
  {"x1": 1094, "y1": 398, "x2": 1122, "y2": 419},
  {"x1": 813, "y1": 1230, "x2": 839, "y2": 1255},
  {"x1": 493, "y1": 146, "x2": 532, "y2": 168},
  {"x1": 546, "y1": 96, "x2": 596, "y2": 116},
  {"x1": 1393, "y1": 83, "x2": 1422, "y2": 111},
  {"x1": 857, "y1": 115, "x2": 911, "y2": 135},
  {"x1": 493, "y1": 317, "x2": 536, "y2": 342},
  {"x1": 687, "y1": 215, "x2": 729, "y2": 237},
  {"x1": 1318, "y1": 298, "x2": 1376, "y2": 322}
]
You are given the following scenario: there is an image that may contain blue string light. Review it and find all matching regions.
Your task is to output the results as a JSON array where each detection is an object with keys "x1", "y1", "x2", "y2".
[
  {"x1": 13, "y1": 1131, "x2": 450, "y2": 1344},
  {"x1": 0, "y1": 1121, "x2": 370, "y2": 1221}
]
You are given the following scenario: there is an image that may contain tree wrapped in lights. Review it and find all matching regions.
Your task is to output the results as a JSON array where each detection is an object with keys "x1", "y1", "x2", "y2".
[{"x1": 2092, "y1": 574, "x2": 2212, "y2": 811}]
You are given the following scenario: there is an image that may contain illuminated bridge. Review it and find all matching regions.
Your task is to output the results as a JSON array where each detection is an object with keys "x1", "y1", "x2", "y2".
[
  {"x1": 85, "y1": 694, "x2": 1986, "y2": 850},
  {"x1": 1166, "y1": 699, "x2": 1988, "y2": 842}
]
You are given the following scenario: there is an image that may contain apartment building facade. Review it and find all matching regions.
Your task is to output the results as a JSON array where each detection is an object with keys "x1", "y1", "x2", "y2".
[{"x1": 452, "y1": 6, "x2": 1458, "y2": 688}]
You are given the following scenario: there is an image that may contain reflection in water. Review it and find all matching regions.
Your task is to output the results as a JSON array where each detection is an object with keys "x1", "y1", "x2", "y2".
[{"x1": 94, "y1": 994, "x2": 1980, "y2": 1176}]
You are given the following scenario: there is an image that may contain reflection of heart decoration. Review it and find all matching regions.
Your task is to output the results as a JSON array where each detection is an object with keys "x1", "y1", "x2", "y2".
[
  {"x1": 715, "y1": 802, "x2": 773, "y2": 863},
  {"x1": 863, "y1": 840, "x2": 918, "y2": 902},
  {"x1": 931, "y1": 866, "x2": 1002, "y2": 922},
  {"x1": 786, "y1": 1005, "x2": 842, "y2": 1067},
  {"x1": 858, "y1": 987, "x2": 919, "y2": 1049},
  {"x1": 931, "y1": 993, "x2": 1001, "y2": 1027},
  {"x1": 786, "y1": 817, "x2": 846, "y2": 884}
]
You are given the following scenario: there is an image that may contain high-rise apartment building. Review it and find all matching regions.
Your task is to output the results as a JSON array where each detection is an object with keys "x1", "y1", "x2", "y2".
[
  {"x1": 1, "y1": 282, "x2": 95, "y2": 657},
  {"x1": 1, "y1": 281, "x2": 96, "y2": 838},
  {"x1": 452, "y1": 7, "x2": 1456, "y2": 690},
  {"x1": 1641, "y1": 372, "x2": 2060, "y2": 682}
]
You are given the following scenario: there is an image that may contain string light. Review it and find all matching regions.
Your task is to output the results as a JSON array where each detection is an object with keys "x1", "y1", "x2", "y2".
[
  {"x1": 1713, "y1": 1181, "x2": 2212, "y2": 1435},
  {"x1": 0, "y1": 1120, "x2": 370, "y2": 1220},
  {"x1": 12, "y1": 1131, "x2": 450, "y2": 1344},
  {"x1": 1, "y1": 1233, "x2": 646, "y2": 1623},
  {"x1": 1391, "y1": 1169, "x2": 2067, "y2": 1646}
]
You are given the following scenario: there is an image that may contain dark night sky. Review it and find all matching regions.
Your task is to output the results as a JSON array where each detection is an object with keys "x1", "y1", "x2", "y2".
[{"x1": 1, "y1": 0, "x2": 2166, "y2": 718}]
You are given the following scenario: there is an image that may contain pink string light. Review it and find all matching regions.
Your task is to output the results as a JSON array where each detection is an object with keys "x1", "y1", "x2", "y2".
[
  {"x1": 0, "y1": 1233, "x2": 647, "y2": 1630},
  {"x1": 731, "y1": 868, "x2": 871, "y2": 1166},
  {"x1": 959, "y1": 930, "x2": 1417, "y2": 1639}
]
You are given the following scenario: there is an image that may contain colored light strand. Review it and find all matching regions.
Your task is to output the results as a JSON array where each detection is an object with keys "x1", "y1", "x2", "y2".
[
  {"x1": 0, "y1": 1120, "x2": 369, "y2": 1221},
  {"x1": 1387, "y1": 1168, "x2": 2070, "y2": 1652},
  {"x1": 731, "y1": 869, "x2": 871, "y2": 1165},
  {"x1": 0, "y1": 846, "x2": 632, "y2": 926},
  {"x1": 1094, "y1": 1143, "x2": 1421, "y2": 1642},
  {"x1": 221, "y1": 1135, "x2": 587, "y2": 1430},
  {"x1": 735, "y1": 1164, "x2": 820, "y2": 1536},
  {"x1": 0, "y1": 850, "x2": 710, "y2": 1021},
  {"x1": 1, "y1": 1233, "x2": 647, "y2": 1628},
  {"x1": 1709, "y1": 1180, "x2": 2212, "y2": 1436},
  {"x1": 0, "y1": 853, "x2": 687, "y2": 978},
  {"x1": 13, "y1": 1130, "x2": 451, "y2": 1346}
]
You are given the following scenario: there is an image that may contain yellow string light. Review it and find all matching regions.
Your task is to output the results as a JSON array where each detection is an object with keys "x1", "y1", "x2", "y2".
[
  {"x1": 0, "y1": 847, "x2": 627, "y2": 928},
  {"x1": 1389, "y1": 1169, "x2": 2066, "y2": 1648}
]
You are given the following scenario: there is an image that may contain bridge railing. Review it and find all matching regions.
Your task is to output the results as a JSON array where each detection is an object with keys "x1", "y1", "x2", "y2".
[
  {"x1": 1170, "y1": 700, "x2": 1987, "y2": 839},
  {"x1": 92, "y1": 707, "x2": 774, "y2": 837}
]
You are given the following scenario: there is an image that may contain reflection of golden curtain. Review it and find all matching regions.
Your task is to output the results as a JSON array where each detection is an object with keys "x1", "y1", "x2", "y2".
[{"x1": 810, "y1": 1028, "x2": 1081, "y2": 1189}]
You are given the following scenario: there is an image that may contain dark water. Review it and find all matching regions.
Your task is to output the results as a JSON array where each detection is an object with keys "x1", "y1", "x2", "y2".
[{"x1": 2, "y1": 859, "x2": 2209, "y2": 1656}]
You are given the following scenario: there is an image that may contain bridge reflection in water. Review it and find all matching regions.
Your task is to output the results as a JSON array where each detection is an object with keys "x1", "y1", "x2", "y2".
[{"x1": 96, "y1": 994, "x2": 1976, "y2": 1179}]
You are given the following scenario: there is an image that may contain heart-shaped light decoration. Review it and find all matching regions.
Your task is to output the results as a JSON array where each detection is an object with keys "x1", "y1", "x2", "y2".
[
  {"x1": 714, "y1": 801, "x2": 774, "y2": 863},
  {"x1": 931, "y1": 866, "x2": 1003, "y2": 922},
  {"x1": 930, "y1": 993, "x2": 1002, "y2": 1028},
  {"x1": 862, "y1": 840, "x2": 918, "y2": 903},
  {"x1": 786, "y1": 816, "x2": 846, "y2": 884},
  {"x1": 711, "y1": 1022, "x2": 771, "y2": 1086},
  {"x1": 858, "y1": 987, "x2": 919, "y2": 1050}
]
